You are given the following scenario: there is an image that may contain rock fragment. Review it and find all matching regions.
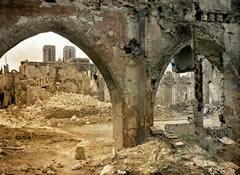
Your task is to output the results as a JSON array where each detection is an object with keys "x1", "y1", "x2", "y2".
[{"x1": 74, "y1": 146, "x2": 86, "y2": 160}]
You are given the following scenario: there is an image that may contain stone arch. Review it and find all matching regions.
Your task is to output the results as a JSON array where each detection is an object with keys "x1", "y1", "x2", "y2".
[
  {"x1": 0, "y1": 16, "x2": 121, "y2": 96},
  {"x1": 152, "y1": 36, "x2": 225, "y2": 105},
  {"x1": 198, "y1": 39, "x2": 224, "y2": 72},
  {"x1": 0, "y1": 15, "x2": 132, "y2": 148},
  {"x1": 151, "y1": 39, "x2": 191, "y2": 105},
  {"x1": 152, "y1": 34, "x2": 234, "y2": 132}
]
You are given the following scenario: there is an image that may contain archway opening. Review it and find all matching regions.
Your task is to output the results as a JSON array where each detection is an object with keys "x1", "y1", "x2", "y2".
[
  {"x1": 153, "y1": 45, "x2": 226, "y2": 137},
  {"x1": 0, "y1": 32, "x2": 114, "y2": 174},
  {"x1": 153, "y1": 59, "x2": 195, "y2": 133}
]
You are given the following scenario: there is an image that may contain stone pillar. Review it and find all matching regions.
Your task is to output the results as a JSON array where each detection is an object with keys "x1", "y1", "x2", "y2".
[
  {"x1": 203, "y1": 62, "x2": 210, "y2": 104},
  {"x1": 122, "y1": 59, "x2": 145, "y2": 148},
  {"x1": 111, "y1": 56, "x2": 147, "y2": 149},
  {"x1": 98, "y1": 77, "x2": 105, "y2": 101},
  {"x1": 144, "y1": 62, "x2": 154, "y2": 132},
  {"x1": 193, "y1": 25, "x2": 204, "y2": 128},
  {"x1": 111, "y1": 90, "x2": 124, "y2": 150},
  {"x1": 196, "y1": 59, "x2": 204, "y2": 110},
  {"x1": 194, "y1": 57, "x2": 204, "y2": 127}
]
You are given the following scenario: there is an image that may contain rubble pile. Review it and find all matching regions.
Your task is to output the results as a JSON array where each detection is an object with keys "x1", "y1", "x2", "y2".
[
  {"x1": 203, "y1": 104, "x2": 223, "y2": 128},
  {"x1": 169, "y1": 102, "x2": 193, "y2": 113},
  {"x1": 0, "y1": 92, "x2": 112, "y2": 128},
  {"x1": 154, "y1": 102, "x2": 194, "y2": 120},
  {"x1": 43, "y1": 92, "x2": 111, "y2": 112},
  {"x1": 96, "y1": 139, "x2": 239, "y2": 175},
  {"x1": 154, "y1": 105, "x2": 174, "y2": 119},
  {"x1": 36, "y1": 92, "x2": 112, "y2": 118}
]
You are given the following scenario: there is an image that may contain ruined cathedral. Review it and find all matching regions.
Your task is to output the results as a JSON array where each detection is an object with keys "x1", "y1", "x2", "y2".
[{"x1": 0, "y1": 0, "x2": 239, "y2": 174}]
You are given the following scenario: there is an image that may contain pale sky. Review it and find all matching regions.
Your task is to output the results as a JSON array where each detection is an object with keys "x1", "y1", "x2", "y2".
[{"x1": 0, "y1": 32, "x2": 89, "y2": 71}]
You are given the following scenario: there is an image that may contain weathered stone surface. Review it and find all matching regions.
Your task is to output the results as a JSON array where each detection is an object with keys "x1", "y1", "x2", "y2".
[
  {"x1": 100, "y1": 165, "x2": 114, "y2": 175},
  {"x1": 165, "y1": 123, "x2": 195, "y2": 136},
  {"x1": 0, "y1": 0, "x2": 239, "y2": 149}
]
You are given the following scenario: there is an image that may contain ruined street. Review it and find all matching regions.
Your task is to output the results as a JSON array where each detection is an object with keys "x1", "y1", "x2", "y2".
[{"x1": 0, "y1": 92, "x2": 239, "y2": 175}]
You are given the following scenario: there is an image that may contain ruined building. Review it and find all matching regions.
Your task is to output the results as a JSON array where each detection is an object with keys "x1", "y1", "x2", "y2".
[
  {"x1": 0, "y1": 0, "x2": 239, "y2": 149},
  {"x1": 0, "y1": 65, "x2": 19, "y2": 108},
  {"x1": 63, "y1": 46, "x2": 76, "y2": 62},
  {"x1": 156, "y1": 71, "x2": 195, "y2": 107},
  {"x1": 43, "y1": 45, "x2": 56, "y2": 62},
  {"x1": 16, "y1": 58, "x2": 104, "y2": 106}
]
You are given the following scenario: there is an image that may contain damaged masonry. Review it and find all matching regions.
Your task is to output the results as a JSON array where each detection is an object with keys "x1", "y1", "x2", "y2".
[{"x1": 0, "y1": 0, "x2": 239, "y2": 174}]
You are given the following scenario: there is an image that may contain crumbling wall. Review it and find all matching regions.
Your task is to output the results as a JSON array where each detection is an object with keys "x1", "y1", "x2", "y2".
[
  {"x1": 20, "y1": 62, "x2": 56, "y2": 80},
  {"x1": 199, "y1": 0, "x2": 232, "y2": 13},
  {"x1": 26, "y1": 86, "x2": 52, "y2": 105},
  {"x1": 223, "y1": 23, "x2": 240, "y2": 139},
  {"x1": 19, "y1": 61, "x2": 94, "y2": 95},
  {"x1": 58, "y1": 63, "x2": 90, "y2": 94},
  {"x1": 202, "y1": 58, "x2": 224, "y2": 106}
]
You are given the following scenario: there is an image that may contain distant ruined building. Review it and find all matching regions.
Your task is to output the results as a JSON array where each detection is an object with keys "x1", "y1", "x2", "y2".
[
  {"x1": 156, "y1": 71, "x2": 195, "y2": 107},
  {"x1": 63, "y1": 46, "x2": 76, "y2": 62},
  {"x1": 43, "y1": 45, "x2": 56, "y2": 62},
  {"x1": 155, "y1": 57, "x2": 224, "y2": 119}
]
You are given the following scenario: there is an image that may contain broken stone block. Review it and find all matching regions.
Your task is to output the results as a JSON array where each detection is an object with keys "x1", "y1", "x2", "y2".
[
  {"x1": 71, "y1": 115, "x2": 77, "y2": 121},
  {"x1": 47, "y1": 170, "x2": 56, "y2": 175},
  {"x1": 218, "y1": 137, "x2": 236, "y2": 145},
  {"x1": 209, "y1": 13, "x2": 216, "y2": 21},
  {"x1": 100, "y1": 165, "x2": 114, "y2": 175},
  {"x1": 74, "y1": 146, "x2": 86, "y2": 160},
  {"x1": 202, "y1": 13, "x2": 208, "y2": 21},
  {"x1": 71, "y1": 163, "x2": 84, "y2": 171},
  {"x1": 173, "y1": 141, "x2": 185, "y2": 148},
  {"x1": 150, "y1": 126, "x2": 165, "y2": 136},
  {"x1": 165, "y1": 123, "x2": 195, "y2": 136},
  {"x1": 117, "y1": 170, "x2": 128, "y2": 174},
  {"x1": 216, "y1": 14, "x2": 223, "y2": 22}
]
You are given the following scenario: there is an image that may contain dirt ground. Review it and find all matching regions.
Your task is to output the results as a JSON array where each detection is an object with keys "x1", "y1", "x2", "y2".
[
  {"x1": 0, "y1": 92, "x2": 113, "y2": 175},
  {"x1": 0, "y1": 123, "x2": 114, "y2": 175},
  {"x1": 0, "y1": 92, "x2": 239, "y2": 175}
]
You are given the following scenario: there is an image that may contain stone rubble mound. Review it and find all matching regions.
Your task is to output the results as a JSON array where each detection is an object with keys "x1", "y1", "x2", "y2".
[
  {"x1": 96, "y1": 139, "x2": 239, "y2": 175},
  {"x1": 0, "y1": 92, "x2": 112, "y2": 128}
]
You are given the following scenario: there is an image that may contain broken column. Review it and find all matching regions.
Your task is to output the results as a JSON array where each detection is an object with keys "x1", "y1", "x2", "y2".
[{"x1": 193, "y1": 25, "x2": 204, "y2": 128}]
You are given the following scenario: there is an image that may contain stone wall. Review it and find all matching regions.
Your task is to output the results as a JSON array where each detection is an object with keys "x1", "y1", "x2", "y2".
[
  {"x1": 202, "y1": 58, "x2": 224, "y2": 106},
  {"x1": 223, "y1": 23, "x2": 240, "y2": 139},
  {"x1": 199, "y1": 0, "x2": 232, "y2": 13}
]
